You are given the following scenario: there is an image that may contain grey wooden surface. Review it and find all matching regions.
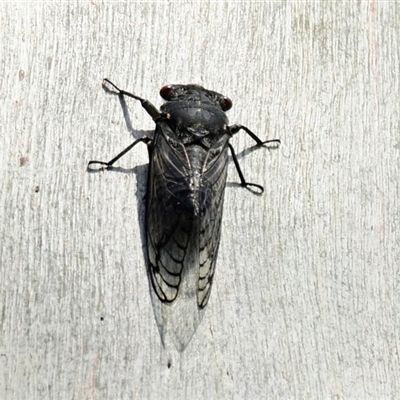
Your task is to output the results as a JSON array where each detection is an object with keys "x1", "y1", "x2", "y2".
[{"x1": 1, "y1": 2, "x2": 399, "y2": 399}]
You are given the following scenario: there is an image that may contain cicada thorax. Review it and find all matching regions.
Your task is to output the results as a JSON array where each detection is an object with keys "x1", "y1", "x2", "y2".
[{"x1": 156, "y1": 108, "x2": 231, "y2": 215}]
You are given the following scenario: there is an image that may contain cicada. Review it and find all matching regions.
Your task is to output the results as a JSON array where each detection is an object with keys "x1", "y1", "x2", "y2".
[{"x1": 88, "y1": 79, "x2": 280, "y2": 351}]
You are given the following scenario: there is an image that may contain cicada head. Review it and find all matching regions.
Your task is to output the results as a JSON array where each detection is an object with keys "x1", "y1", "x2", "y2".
[{"x1": 160, "y1": 84, "x2": 232, "y2": 112}]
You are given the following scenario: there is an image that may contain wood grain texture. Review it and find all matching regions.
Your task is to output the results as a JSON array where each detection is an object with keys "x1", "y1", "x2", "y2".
[{"x1": 1, "y1": 2, "x2": 399, "y2": 398}]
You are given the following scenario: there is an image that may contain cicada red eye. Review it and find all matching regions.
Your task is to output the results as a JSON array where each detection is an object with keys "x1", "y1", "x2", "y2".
[
  {"x1": 160, "y1": 85, "x2": 173, "y2": 100},
  {"x1": 222, "y1": 96, "x2": 232, "y2": 111}
]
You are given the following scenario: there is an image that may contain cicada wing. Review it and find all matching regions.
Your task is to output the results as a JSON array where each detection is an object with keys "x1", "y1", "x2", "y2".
[
  {"x1": 197, "y1": 142, "x2": 230, "y2": 308},
  {"x1": 146, "y1": 123, "x2": 195, "y2": 304},
  {"x1": 146, "y1": 122, "x2": 204, "y2": 351}
]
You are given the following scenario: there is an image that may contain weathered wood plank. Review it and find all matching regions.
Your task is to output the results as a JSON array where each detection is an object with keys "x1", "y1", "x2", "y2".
[{"x1": 1, "y1": 2, "x2": 399, "y2": 398}]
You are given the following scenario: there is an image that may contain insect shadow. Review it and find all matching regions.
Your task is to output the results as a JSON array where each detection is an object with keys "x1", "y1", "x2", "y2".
[{"x1": 87, "y1": 90, "x2": 152, "y2": 297}]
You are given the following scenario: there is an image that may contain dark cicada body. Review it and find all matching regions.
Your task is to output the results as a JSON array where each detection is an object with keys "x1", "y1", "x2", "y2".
[
  {"x1": 88, "y1": 79, "x2": 279, "y2": 351},
  {"x1": 148, "y1": 84, "x2": 233, "y2": 309}
]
